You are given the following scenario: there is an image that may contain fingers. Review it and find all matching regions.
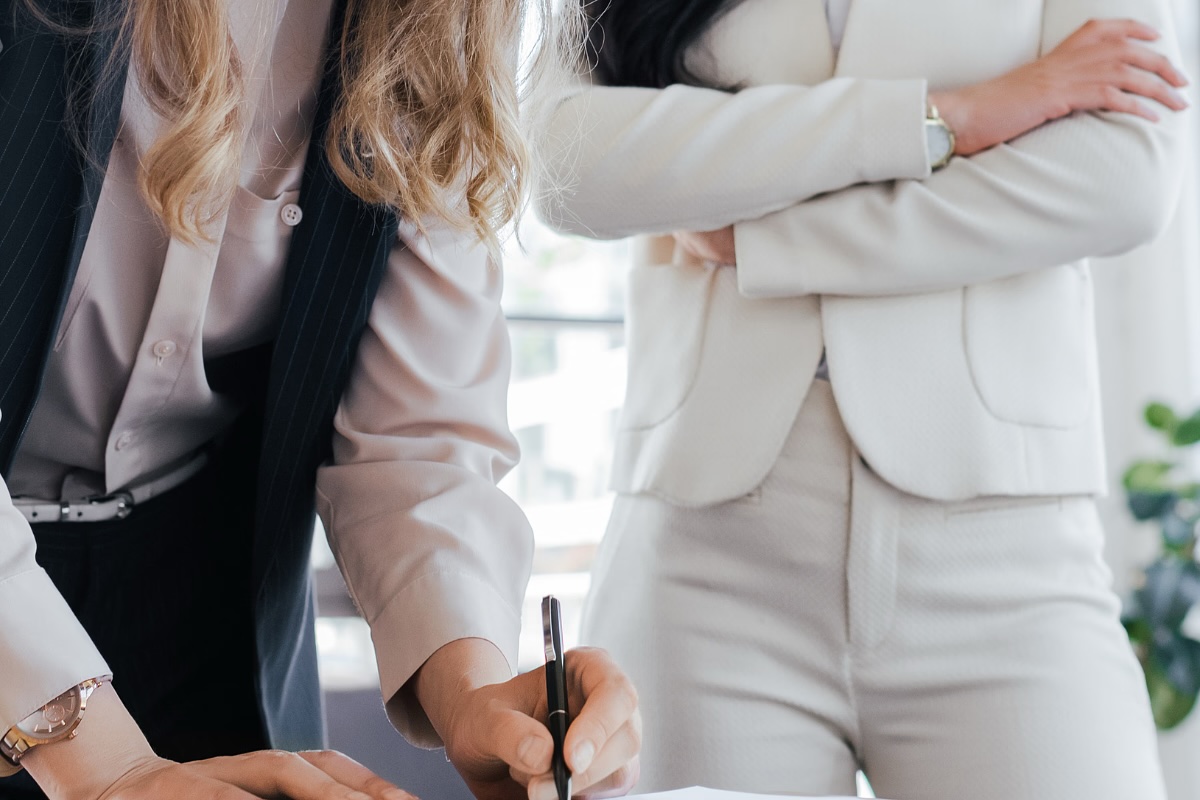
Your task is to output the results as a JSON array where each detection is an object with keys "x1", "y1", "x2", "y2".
[
  {"x1": 441, "y1": 649, "x2": 639, "y2": 800},
  {"x1": 674, "y1": 229, "x2": 736, "y2": 265},
  {"x1": 483, "y1": 702, "x2": 558, "y2": 777},
  {"x1": 299, "y1": 750, "x2": 419, "y2": 800},
  {"x1": 523, "y1": 715, "x2": 642, "y2": 800},
  {"x1": 1053, "y1": 18, "x2": 1190, "y2": 121},
  {"x1": 191, "y1": 750, "x2": 376, "y2": 800},
  {"x1": 1106, "y1": 19, "x2": 1160, "y2": 43},
  {"x1": 1115, "y1": 67, "x2": 1187, "y2": 116},
  {"x1": 102, "y1": 750, "x2": 415, "y2": 800},
  {"x1": 172, "y1": 771, "x2": 263, "y2": 800},
  {"x1": 1097, "y1": 90, "x2": 1160, "y2": 123},
  {"x1": 1118, "y1": 46, "x2": 1189, "y2": 114},
  {"x1": 561, "y1": 649, "x2": 639, "y2": 779},
  {"x1": 578, "y1": 755, "x2": 641, "y2": 800},
  {"x1": 1122, "y1": 44, "x2": 1189, "y2": 89},
  {"x1": 674, "y1": 231, "x2": 717, "y2": 262},
  {"x1": 567, "y1": 712, "x2": 642, "y2": 795},
  {"x1": 104, "y1": 767, "x2": 261, "y2": 800},
  {"x1": 1075, "y1": 18, "x2": 1160, "y2": 45}
]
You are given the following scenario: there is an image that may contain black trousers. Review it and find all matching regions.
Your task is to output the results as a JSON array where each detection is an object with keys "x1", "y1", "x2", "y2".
[{"x1": 0, "y1": 459, "x2": 269, "y2": 799}]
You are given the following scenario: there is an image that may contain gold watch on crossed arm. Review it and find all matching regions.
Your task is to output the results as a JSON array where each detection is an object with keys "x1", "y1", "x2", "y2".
[
  {"x1": 1, "y1": 677, "x2": 109, "y2": 773},
  {"x1": 925, "y1": 102, "x2": 956, "y2": 170}
]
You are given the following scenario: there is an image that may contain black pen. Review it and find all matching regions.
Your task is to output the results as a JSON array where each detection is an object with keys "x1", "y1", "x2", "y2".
[{"x1": 542, "y1": 595, "x2": 572, "y2": 800}]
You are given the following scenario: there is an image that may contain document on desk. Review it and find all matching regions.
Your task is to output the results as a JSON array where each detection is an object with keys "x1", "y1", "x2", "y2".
[{"x1": 634, "y1": 787, "x2": 871, "y2": 800}]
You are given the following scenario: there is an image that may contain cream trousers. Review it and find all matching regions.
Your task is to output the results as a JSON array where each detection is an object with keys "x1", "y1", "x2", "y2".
[{"x1": 581, "y1": 381, "x2": 1165, "y2": 799}]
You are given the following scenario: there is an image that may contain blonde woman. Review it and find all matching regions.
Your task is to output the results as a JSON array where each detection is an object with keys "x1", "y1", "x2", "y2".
[
  {"x1": 536, "y1": 0, "x2": 1187, "y2": 797},
  {"x1": 0, "y1": 1, "x2": 640, "y2": 799}
]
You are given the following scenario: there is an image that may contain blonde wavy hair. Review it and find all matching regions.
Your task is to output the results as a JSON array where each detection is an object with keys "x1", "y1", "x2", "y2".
[{"x1": 30, "y1": 0, "x2": 537, "y2": 252}]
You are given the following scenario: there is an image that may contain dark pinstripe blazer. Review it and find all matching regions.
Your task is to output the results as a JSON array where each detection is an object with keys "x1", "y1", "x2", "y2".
[{"x1": 0, "y1": 0, "x2": 396, "y2": 748}]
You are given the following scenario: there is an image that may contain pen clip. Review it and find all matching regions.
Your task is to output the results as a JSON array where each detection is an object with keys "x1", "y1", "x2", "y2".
[{"x1": 542, "y1": 597, "x2": 558, "y2": 663}]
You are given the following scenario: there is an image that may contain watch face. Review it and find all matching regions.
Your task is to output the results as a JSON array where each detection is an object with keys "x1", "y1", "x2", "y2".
[
  {"x1": 925, "y1": 120, "x2": 953, "y2": 166},
  {"x1": 17, "y1": 688, "x2": 82, "y2": 741}
]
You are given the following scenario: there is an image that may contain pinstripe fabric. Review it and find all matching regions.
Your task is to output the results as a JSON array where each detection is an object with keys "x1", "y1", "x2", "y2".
[
  {"x1": 0, "y1": 0, "x2": 396, "y2": 748},
  {"x1": 248, "y1": 0, "x2": 396, "y2": 746},
  {"x1": 0, "y1": 0, "x2": 125, "y2": 468}
]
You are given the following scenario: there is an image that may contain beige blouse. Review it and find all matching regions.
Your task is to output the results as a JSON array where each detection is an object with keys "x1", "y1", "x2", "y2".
[{"x1": 0, "y1": 0, "x2": 531, "y2": 746}]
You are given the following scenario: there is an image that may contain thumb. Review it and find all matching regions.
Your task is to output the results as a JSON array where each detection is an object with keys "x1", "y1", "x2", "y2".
[{"x1": 451, "y1": 672, "x2": 557, "y2": 777}]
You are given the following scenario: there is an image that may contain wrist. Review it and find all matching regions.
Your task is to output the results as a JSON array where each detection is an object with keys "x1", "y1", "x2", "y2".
[
  {"x1": 22, "y1": 684, "x2": 157, "y2": 800},
  {"x1": 413, "y1": 638, "x2": 512, "y2": 744},
  {"x1": 927, "y1": 89, "x2": 971, "y2": 155}
]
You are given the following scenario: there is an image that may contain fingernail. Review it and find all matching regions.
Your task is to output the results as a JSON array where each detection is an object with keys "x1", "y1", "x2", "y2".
[
  {"x1": 572, "y1": 740, "x2": 596, "y2": 773},
  {"x1": 384, "y1": 790, "x2": 413, "y2": 800},
  {"x1": 519, "y1": 736, "x2": 547, "y2": 769},
  {"x1": 529, "y1": 778, "x2": 556, "y2": 800}
]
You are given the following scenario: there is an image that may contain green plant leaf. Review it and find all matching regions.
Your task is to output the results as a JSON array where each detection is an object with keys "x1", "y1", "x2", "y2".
[
  {"x1": 1146, "y1": 660, "x2": 1198, "y2": 730},
  {"x1": 1137, "y1": 559, "x2": 1200, "y2": 631},
  {"x1": 1162, "y1": 511, "x2": 1199, "y2": 548},
  {"x1": 1124, "y1": 460, "x2": 1176, "y2": 493},
  {"x1": 1178, "y1": 483, "x2": 1200, "y2": 500},
  {"x1": 1122, "y1": 609, "x2": 1153, "y2": 647},
  {"x1": 1128, "y1": 490, "x2": 1177, "y2": 521},
  {"x1": 1146, "y1": 402, "x2": 1180, "y2": 433},
  {"x1": 1174, "y1": 412, "x2": 1200, "y2": 446}
]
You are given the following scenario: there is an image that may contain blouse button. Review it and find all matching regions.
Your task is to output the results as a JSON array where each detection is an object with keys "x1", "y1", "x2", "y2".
[
  {"x1": 280, "y1": 203, "x2": 304, "y2": 227},
  {"x1": 152, "y1": 340, "x2": 177, "y2": 359}
]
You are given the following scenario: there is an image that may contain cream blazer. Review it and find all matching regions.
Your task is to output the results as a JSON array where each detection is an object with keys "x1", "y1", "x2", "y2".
[{"x1": 536, "y1": 0, "x2": 1185, "y2": 507}]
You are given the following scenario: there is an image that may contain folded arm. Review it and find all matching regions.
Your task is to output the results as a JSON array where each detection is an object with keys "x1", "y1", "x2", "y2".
[
  {"x1": 533, "y1": 73, "x2": 931, "y2": 239},
  {"x1": 734, "y1": 0, "x2": 1186, "y2": 298}
]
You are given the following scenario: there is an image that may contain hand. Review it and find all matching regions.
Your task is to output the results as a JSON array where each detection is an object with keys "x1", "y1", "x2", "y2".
[
  {"x1": 22, "y1": 684, "x2": 415, "y2": 800},
  {"x1": 433, "y1": 646, "x2": 640, "y2": 800},
  {"x1": 674, "y1": 226, "x2": 736, "y2": 266},
  {"x1": 94, "y1": 750, "x2": 416, "y2": 800},
  {"x1": 932, "y1": 18, "x2": 1189, "y2": 156}
]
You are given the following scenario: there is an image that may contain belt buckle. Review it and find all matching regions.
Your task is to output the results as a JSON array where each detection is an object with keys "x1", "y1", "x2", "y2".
[{"x1": 79, "y1": 491, "x2": 134, "y2": 521}]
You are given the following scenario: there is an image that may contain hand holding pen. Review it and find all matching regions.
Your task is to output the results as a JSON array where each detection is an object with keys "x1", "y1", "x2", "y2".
[
  {"x1": 417, "y1": 606, "x2": 641, "y2": 800},
  {"x1": 527, "y1": 627, "x2": 642, "y2": 800}
]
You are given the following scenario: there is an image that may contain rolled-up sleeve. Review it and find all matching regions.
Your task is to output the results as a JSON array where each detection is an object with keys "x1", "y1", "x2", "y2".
[
  {"x1": 315, "y1": 218, "x2": 533, "y2": 747},
  {"x1": 0, "y1": 458, "x2": 110, "y2": 775}
]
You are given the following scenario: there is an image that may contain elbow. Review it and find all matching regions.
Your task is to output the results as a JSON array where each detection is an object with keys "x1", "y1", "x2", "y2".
[
  {"x1": 1094, "y1": 113, "x2": 1185, "y2": 256},
  {"x1": 528, "y1": 104, "x2": 634, "y2": 240},
  {"x1": 532, "y1": 177, "x2": 596, "y2": 238},
  {"x1": 531, "y1": 175, "x2": 629, "y2": 240}
]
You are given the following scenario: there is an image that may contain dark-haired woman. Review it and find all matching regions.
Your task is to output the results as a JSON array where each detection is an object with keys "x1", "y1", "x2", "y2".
[
  {"x1": 0, "y1": 1, "x2": 641, "y2": 799},
  {"x1": 535, "y1": 0, "x2": 1187, "y2": 797}
]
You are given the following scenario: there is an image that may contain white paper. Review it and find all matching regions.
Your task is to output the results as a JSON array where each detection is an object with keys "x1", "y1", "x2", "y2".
[{"x1": 633, "y1": 787, "x2": 869, "y2": 800}]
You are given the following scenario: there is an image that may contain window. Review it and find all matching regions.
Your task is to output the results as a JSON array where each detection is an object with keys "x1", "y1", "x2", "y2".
[{"x1": 500, "y1": 216, "x2": 630, "y2": 671}]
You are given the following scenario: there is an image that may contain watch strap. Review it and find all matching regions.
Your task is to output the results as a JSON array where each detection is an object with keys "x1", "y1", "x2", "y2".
[{"x1": 1, "y1": 677, "x2": 108, "y2": 772}]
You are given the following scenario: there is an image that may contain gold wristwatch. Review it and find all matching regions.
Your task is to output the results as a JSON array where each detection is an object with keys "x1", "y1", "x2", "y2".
[
  {"x1": 1, "y1": 677, "x2": 108, "y2": 773},
  {"x1": 925, "y1": 102, "x2": 956, "y2": 170}
]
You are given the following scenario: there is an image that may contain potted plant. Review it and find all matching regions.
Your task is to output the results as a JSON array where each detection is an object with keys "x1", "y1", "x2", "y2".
[{"x1": 1122, "y1": 401, "x2": 1200, "y2": 730}]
